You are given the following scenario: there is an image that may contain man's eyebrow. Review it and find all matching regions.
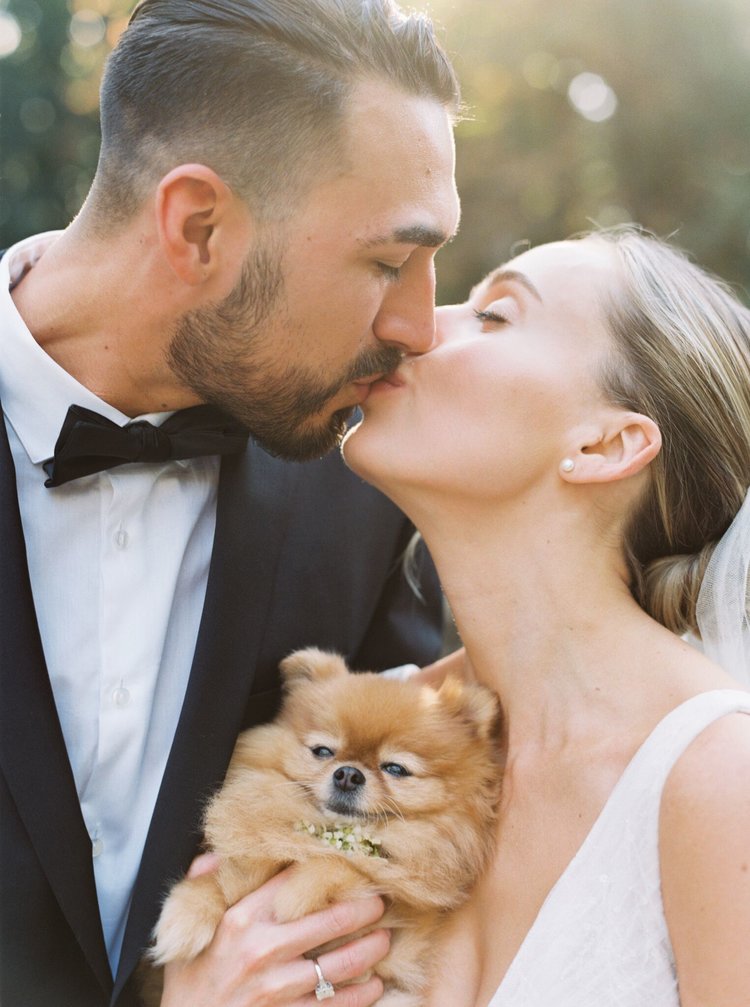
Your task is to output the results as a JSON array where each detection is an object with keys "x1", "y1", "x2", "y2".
[
  {"x1": 472, "y1": 268, "x2": 544, "y2": 303},
  {"x1": 359, "y1": 225, "x2": 452, "y2": 249}
]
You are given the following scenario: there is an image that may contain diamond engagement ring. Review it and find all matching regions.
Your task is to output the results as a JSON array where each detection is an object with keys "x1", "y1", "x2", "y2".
[{"x1": 312, "y1": 958, "x2": 335, "y2": 1000}]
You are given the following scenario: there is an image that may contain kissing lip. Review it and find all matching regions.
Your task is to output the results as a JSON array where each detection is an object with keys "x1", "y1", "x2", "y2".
[
  {"x1": 351, "y1": 370, "x2": 406, "y2": 403},
  {"x1": 351, "y1": 370, "x2": 388, "y2": 388},
  {"x1": 371, "y1": 370, "x2": 406, "y2": 390},
  {"x1": 348, "y1": 374, "x2": 385, "y2": 404}
]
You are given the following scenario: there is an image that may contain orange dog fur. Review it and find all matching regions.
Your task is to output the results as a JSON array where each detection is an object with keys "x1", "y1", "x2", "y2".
[{"x1": 145, "y1": 648, "x2": 501, "y2": 1005}]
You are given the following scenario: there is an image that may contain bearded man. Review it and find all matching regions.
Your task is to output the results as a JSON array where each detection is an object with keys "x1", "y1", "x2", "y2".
[{"x1": 0, "y1": 1, "x2": 460, "y2": 1003}]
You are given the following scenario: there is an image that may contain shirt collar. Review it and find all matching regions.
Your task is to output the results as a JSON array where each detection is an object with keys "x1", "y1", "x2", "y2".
[{"x1": 0, "y1": 232, "x2": 175, "y2": 466}]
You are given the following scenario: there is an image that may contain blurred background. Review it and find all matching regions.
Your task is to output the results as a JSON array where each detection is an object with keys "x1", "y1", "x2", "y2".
[{"x1": 1, "y1": 0, "x2": 748, "y2": 304}]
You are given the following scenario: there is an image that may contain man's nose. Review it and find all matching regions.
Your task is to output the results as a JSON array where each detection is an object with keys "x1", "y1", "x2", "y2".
[{"x1": 372, "y1": 261, "x2": 437, "y2": 354}]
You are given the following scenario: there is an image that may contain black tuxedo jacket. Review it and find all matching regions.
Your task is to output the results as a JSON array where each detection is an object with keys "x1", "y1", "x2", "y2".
[{"x1": 0, "y1": 412, "x2": 442, "y2": 1007}]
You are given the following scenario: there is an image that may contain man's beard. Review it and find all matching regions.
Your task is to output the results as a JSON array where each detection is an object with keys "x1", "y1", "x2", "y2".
[{"x1": 166, "y1": 242, "x2": 403, "y2": 462}]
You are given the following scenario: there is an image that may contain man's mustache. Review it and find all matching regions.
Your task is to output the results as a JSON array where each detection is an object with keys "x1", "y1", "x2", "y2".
[
  {"x1": 344, "y1": 345, "x2": 404, "y2": 385},
  {"x1": 284, "y1": 344, "x2": 407, "y2": 420}
]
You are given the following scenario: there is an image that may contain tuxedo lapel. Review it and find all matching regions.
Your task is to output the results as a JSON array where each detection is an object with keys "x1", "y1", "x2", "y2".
[
  {"x1": 115, "y1": 443, "x2": 299, "y2": 993},
  {"x1": 0, "y1": 414, "x2": 112, "y2": 995}
]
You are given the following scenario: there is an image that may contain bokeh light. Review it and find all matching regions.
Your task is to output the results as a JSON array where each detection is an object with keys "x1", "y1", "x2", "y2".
[
  {"x1": 0, "y1": 0, "x2": 748, "y2": 307},
  {"x1": 69, "y1": 10, "x2": 107, "y2": 48},
  {"x1": 20, "y1": 96, "x2": 56, "y2": 133},
  {"x1": 0, "y1": 10, "x2": 22, "y2": 57},
  {"x1": 567, "y1": 72, "x2": 618, "y2": 122}
]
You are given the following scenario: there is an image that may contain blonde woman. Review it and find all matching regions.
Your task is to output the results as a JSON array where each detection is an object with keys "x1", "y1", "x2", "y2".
[{"x1": 343, "y1": 228, "x2": 750, "y2": 1007}]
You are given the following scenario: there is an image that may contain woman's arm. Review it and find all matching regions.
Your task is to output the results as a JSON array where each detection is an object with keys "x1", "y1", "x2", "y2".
[{"x1": 660, "y1": 711, "x2": 750, "y2": 1007}]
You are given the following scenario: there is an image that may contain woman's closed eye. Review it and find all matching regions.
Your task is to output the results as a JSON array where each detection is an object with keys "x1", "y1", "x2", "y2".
[{"x1": 473, "y1": 307, "x2": 510, "y2": 326}]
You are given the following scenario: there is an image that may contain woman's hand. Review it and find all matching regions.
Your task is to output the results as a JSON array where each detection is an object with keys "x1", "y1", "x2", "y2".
[
  {"x1": 412, "y1": 646, "x2": 474, "y2": 687},
  {"x1": 159, "y1": 859, "x2": 389, "y2": 1007}
]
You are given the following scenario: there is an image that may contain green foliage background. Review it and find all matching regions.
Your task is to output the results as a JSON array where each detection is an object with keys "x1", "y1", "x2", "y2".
[{"x1": 1, "y1": 0, "x2": 748, "y2": 304}]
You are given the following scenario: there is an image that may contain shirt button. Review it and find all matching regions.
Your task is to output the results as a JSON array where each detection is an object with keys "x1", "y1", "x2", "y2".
[
  {"x1": 115, "y1": 529, "x2": 129, "y2": 549},
  {"x1": 113, "y1": 685, "x2": 131, "y2": 707},
  {"x1": 92, "y1": 837, "x2": 104, "y2": 858}
]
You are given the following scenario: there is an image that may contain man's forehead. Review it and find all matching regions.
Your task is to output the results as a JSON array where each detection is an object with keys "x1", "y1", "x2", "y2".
[{"x1": 337, "y1": 82, "x2": 459, "y2": 233}]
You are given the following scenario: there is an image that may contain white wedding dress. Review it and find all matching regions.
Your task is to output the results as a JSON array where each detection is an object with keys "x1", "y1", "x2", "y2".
[{"x1": 489, "y1": 689, "x2": 750, "y2": 1007}]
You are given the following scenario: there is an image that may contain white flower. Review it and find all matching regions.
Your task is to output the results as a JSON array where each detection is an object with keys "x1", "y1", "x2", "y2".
[{"x1": 295, "y1": 820, "x2": 387, "y2": 859}]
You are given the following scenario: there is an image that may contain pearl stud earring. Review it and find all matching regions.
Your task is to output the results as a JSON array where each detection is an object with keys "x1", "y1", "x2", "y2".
[{"x1": 561, "y1": 458, "x2": 575, "y2": 473}]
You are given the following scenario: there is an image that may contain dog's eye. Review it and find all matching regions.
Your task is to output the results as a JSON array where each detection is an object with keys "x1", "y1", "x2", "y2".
[
  {"x1": 311, "y1": 745, "x2": 335, "y2": 759},
  {"x1": 381, "y1": 762, "x2": 411, "y2": 778}
]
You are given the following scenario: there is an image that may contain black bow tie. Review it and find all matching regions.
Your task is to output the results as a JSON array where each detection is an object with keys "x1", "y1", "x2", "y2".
[{"x1": 43, "y1": 403, "x2": 250, "y2": 488}]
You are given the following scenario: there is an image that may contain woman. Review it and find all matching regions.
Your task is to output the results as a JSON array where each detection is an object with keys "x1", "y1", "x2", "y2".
[{"x1": 342, "y1": 227, "x2": 750, "y2": 1006}]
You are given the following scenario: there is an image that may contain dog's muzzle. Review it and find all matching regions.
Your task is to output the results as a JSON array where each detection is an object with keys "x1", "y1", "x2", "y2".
[{"x1": 326, "y1": 765, "x2": 367, "y2": 815}]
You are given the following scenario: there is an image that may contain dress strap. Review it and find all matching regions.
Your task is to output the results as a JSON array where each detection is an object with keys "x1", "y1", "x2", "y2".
[
  {"x1": 612, "y1": 688, "x2": 750, "y2": 805},
  {"x1": 490, "y1": 689, "x2": 750, "y2": 1007}
]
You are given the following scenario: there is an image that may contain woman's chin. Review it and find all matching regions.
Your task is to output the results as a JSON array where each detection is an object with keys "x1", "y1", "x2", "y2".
[{"x1": 340, "y1": 419, "x2": 393, "y2": 492}]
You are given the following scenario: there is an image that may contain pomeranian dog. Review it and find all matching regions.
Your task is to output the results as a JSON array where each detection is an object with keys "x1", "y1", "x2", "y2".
[{"x1": 145, "y1": 648, "x2": 501, "y2": 1005}]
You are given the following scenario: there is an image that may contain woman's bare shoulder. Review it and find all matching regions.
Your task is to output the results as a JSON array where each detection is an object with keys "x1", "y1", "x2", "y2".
[{"x1": 659, "y1": 705, "x2": 750, "y2": 1007}]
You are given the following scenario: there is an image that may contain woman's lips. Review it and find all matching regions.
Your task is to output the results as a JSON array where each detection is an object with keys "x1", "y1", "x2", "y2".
[{"x1": 348, "y1": 365, "x2": 410, "y2": 407}]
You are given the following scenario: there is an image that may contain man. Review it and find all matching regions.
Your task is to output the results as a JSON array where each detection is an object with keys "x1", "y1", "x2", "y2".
[{"x1": 0, "y1": 0, "x2": 461, "y2": 1004}]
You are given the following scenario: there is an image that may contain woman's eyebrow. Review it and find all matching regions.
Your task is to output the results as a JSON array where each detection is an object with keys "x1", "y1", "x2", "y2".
[{"x1": 472, "y1": 268, "x2": 544, "y2": 303}]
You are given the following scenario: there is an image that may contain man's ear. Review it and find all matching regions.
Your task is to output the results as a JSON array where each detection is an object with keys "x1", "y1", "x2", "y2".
[
  {"x1": 154, "y1": 164, "x2": 247, "y2": 286},
  {"x1": 562, "y1": 412, "x2": 662, "y2": 484}
]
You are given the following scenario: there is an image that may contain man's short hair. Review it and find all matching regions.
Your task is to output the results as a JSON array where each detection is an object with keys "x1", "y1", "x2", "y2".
[{"x1": 91, "y1": 0, "x2": 460, "y2": 225}]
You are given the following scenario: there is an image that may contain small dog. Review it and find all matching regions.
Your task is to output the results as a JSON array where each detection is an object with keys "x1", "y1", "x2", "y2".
[{"x1": 145, "y1": 648, "x2": 501, "y2": 1005}]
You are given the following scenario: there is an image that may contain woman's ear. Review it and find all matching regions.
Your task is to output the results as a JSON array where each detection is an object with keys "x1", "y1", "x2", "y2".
[
  {"x1": 561, "y1": 412, "x2": 662, "y2": 484},
  {"x1": 154, "y1": 164, "x2": 246, "y2": 286}
]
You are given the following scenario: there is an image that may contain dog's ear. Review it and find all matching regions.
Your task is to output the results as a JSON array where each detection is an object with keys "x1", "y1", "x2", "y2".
[
  {"x1": 279, "y1": 648, "x2": 350, "y2": 689},
  {"x1": 436, "y1": 677, "x2": 500, "y2": 741}
]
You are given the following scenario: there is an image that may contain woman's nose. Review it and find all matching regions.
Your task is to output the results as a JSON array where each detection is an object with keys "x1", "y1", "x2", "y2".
[{"x1": 434, "y1": 303, "x2": 463, "y2": 345}]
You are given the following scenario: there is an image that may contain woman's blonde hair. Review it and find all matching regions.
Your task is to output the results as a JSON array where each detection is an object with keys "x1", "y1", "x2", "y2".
[{"x1": 592, "y1": 227, "x2": 750, "y2": 634}]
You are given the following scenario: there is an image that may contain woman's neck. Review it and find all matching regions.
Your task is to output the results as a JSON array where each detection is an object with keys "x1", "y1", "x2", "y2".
[{"x1": 414, "y1": 492, "x2": 684, "y2": 751}]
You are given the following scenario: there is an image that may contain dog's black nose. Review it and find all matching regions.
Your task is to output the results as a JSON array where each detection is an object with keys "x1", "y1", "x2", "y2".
[{"x1": 333, "y1": 766, "x2": 366, "y2": 792}]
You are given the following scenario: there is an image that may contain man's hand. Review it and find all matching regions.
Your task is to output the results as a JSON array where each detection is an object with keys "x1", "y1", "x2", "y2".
[{"x1": 159, "y1": 861, "x2": 389, "y2": 1007}]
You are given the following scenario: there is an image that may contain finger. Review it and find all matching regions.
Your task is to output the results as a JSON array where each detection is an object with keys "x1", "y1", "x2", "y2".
[
  {"x1": 277, "y1": 927, "x2": 390, "y2": 1001},
  {"x1": 218, "y1": 871, "x2": 385, "y2": 952},
  {"x1": 186, "y1": 852, "x2": 221, "y2": 879},
  {"x1": 277, "y1": 896, "x2": 386, "y2": 960},
  {"x1": 414, "y1": 646, "x2": 472, "y2": 686},
  {"x1": 239, "y1": 864, "x2": 300, "y2": 909},
  {"x1": 315, "y1": 927, "x2": 391, "y2": 985},
  {"x1": 296, "y1": 974, "x2": 384, "y2": 1007}
]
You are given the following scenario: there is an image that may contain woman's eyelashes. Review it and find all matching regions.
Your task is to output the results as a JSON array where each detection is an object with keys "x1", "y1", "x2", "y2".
[{"x1": 473, "y1": 306, "x2": 510, "y2": 326}]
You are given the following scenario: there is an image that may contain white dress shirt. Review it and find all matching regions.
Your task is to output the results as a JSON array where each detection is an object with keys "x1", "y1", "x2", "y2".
[{"x1": 0, "y1": 233, "x2": 219, "y2": 974}]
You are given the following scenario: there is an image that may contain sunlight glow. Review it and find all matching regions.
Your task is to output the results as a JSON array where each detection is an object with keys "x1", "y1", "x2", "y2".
[
  {"x1": 567, "y1": 72, "x2": 618, "y2": 122},
  {"x1": 0, "y1": 11, "x2": 22, "y2": 58}
]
